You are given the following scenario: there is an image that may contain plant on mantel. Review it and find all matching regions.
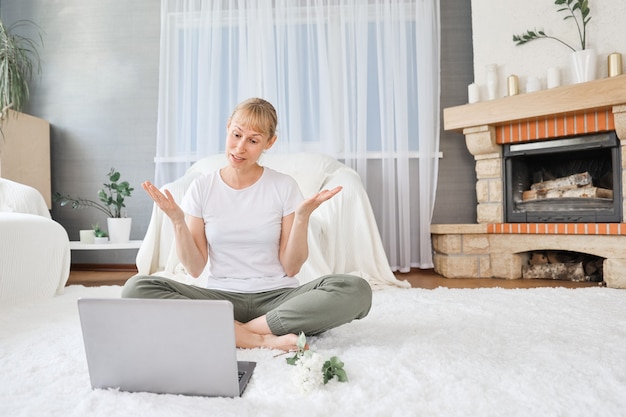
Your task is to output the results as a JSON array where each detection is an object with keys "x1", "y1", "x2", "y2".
[
  {"x1": 54, "y1": 168, "x2": 134, "y2": 218},
  {"x1": 512, "y1": 0, "x2": 591, "y2": 52}
]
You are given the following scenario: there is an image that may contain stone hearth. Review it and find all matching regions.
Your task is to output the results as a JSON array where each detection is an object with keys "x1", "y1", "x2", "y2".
[{"x1": 435, "y1": 75, "x2": 626, "y2": 288}]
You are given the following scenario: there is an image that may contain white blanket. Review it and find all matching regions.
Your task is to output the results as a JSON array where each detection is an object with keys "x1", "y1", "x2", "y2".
[
  {"x1": 0, "y1": 178, "x2": 51, "y2": 218},
  {"x1": 136, "y1": 153, "x2": 409, "y2": 290},
  {"x1": 0, "y1": 213, "x2": 70, "y2": 305},
  {"x1": 0, "y1": 179, "x2": 70, "y2": 305}
]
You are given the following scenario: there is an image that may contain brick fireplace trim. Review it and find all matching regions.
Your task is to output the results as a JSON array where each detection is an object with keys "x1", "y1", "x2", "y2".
[
  {"x1": 488, "y1": 223, "x2": 626, "y2": 235},
  {"x1": 495, "y1": 110, "x2": 615, "y2": 144},
  {"x1": 436, "y1": 75, "x2": 626, "y2": 288}
]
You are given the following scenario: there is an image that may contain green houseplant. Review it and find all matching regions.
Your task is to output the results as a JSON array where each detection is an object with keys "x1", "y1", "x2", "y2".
[
  {"x1": 54, "y1": 168, "x2": 135, "y2": 243},
  {"x1": 92, "y1": 224, "x2": 109, "y2": 244},
  {"x1": 0, "y1": 19, "x2": 43, "y2": 119},
  {"x1": 54, "y1": 168, "x2": 134, "y2": 218},
  {"x1": 92, "y1": 224, "x2": 108, "y2": 238},
  {"x1": 0, "y1": 19, "x2": 50, "y2": 207},
  {"x1": 512, "y1": 0, "x2": 591, "y2": 52},
  {"x1": 512, "y1": 0, "x2": 595, "y2": 84}
]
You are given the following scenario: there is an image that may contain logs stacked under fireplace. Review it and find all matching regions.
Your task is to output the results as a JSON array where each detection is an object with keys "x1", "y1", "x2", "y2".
[{"x1": 523, "y1": 250, "x2": 604, "y2": 282}]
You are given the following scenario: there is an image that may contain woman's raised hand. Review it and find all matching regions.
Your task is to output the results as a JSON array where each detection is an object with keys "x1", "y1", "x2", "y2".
[
  {"x1": 142, "y1": 181, "x2": 186, "y2": 224},
  {"x1": 296, "y1": 186, "x2": 343, "y2": 218}
]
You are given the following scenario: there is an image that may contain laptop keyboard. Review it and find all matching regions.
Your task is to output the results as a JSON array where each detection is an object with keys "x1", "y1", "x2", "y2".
[{"x1": 238, "y1": 371, "x2": 245, "y2": 382}]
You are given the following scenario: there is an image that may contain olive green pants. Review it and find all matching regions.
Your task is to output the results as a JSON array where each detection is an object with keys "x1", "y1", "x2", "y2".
[{"x1": 121, "y1": 274, "x2": 372, "y2": 336}]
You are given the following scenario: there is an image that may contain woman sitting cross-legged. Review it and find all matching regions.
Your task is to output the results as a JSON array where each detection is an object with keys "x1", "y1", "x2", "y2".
[{"x1": 122, "y1": 97, "x2": 372, "y2": 352}]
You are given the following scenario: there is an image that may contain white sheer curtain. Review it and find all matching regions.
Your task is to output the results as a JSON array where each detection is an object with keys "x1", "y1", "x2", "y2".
[{"x1": 155, "y1": 0, "x2": 440, "y2": 270}]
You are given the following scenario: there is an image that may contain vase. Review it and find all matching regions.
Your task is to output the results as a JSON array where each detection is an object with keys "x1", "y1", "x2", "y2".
[
  {"x1": 107, "y1": 217, "x2": 132, "y2": 243},
  {"x1": 570, "y1": 49, "x2": 597, "y2": 84},
  {"x1": 486, "y1": 64, "x2": 498, "y2": 100}
]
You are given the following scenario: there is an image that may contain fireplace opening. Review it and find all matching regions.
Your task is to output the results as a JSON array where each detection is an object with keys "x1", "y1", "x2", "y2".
[
  {"x1": 522, "y1": 250, "x2": 604, "y2": 283},
  {"x1": 504, "y1": 131, "x2": 621, "y2": 223}
]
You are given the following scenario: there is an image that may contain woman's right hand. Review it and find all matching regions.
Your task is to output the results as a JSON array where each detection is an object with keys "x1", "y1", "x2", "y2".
[{"x1": 142, "y1": 181, "x2": 186, "y2": 225}]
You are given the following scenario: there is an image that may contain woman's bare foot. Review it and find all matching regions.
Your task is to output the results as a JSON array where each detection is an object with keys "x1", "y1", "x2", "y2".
[
  {"x1": 234, "y1": 321, "x2": 302, "y2": 351},
  {"x1": 261, "y1": 333, "x2": 300, "y2": 352}
]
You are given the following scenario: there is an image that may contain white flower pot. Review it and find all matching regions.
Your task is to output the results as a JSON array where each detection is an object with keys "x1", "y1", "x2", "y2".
[
  {"x1": 570, "y1": 49, "x2": 597, "y2": 84},
  {"x1": 107, "y1": 217, "x2": 132, "y2": 243}
]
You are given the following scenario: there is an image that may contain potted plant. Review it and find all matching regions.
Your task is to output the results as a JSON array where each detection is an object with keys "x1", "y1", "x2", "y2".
[
  {"x1": 54, "y1": 168, "x2": 135, "y2": 243},
  {"x1": 0, "y1": 19, "x2": 50, "y2": 206},
  {"x1": 512, "y1": 0, "x2": 595, "y2": 83},
  {"x1": 92, "y1": 224, "x2": 109, "y2": 244},
  {"x1": 0, "y1": 19, "x2": 42, "y2": 119}
]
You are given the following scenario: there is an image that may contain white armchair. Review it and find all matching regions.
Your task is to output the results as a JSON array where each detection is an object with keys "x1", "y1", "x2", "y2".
[
  {"x1": 0, "y1": 179, "x2": 71, "y2": 305},
  {"x1": 136, "y1": 153, "x2": 409, "y2": 290}
]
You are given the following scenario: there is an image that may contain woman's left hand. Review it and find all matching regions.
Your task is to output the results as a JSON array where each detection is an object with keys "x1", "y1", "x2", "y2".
[{"x1": 295, "y1": 186, "x2": 343, "y2": 218}]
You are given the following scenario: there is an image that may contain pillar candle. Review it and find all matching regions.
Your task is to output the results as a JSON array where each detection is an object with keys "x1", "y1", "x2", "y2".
[
  {"x1": 547, "y1": 67, "x2": 560, "y2": 89},
  {"x1": 468, "y1": 83, "x2": 480, "y2": 103},
  {"x1": 507, "y1": 75, "x2": 519, "y2": 96},
  {"x1": 608, "y1": 52, "x2": 623, "y2": 77}
]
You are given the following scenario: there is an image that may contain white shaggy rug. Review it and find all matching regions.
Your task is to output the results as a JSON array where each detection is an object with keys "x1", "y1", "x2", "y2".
[{"x1": 1, "y1": 285, "x2": 626, "y2": 417}]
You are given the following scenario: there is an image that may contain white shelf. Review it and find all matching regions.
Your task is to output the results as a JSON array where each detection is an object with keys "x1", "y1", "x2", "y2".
[{"x1": 69, "y1": 240, "x2": 143, "y2": 250}]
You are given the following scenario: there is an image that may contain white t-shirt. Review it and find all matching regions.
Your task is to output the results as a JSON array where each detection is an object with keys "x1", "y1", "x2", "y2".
[{"x1": 180, "y1": 167, "x2": 304, "y2": 293}]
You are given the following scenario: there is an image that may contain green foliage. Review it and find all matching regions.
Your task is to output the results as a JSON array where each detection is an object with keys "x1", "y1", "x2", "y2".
[
  {"x1": 92, "y1": 224, "x2": 108, "y2": 237},
  {"x1": 0, "y1": 19, "x2": 43, "y2": 117},
  {"x1": 322, "y1": 356, "x2": 348, "y2": 384},
  {"x1": 286, "y1": 332, "x2": 308, "y2": 365},
  {"x1": 54, "y1": 168, "x2": 134, "y2": 218},
  {"x1": 512, "y1": 0, "x2": 591, "y2": 51},
  {"x1": 286, "y1": 332, "x2": 348, "y2": 385}
]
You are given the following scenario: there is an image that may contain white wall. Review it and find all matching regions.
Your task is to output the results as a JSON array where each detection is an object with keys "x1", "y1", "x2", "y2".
[{"x1": 471, "y1": 0, "x2": 626, "y2": 100}]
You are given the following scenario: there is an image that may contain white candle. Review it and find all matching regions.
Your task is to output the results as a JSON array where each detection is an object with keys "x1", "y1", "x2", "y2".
[
  {"x1": 486, "y1": 64, "x2": 498, "y2": 100},
  {"x1": 468, "y1": 83, "x2": 480, "y2": 103},
  {"x1": 79, "y1": 230, "x2": 95, "y2": 244},
  {"x1": 547, "y1": 67, "x2": 560, "y2": 89}
]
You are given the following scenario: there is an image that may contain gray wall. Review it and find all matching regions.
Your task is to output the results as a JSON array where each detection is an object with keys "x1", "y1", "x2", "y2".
[
  {"x1": 1, "y1": 0, "x2": 160, "y2": 263},
  {"x1": 0, "y1": 0, "x2": 475, "y2": 264},
  {"x1": 432, "y1": 0, "x2": 477, "y2": 224}
]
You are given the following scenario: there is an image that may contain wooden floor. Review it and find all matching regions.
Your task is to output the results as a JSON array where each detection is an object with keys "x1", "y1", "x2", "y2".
[{"x1": 67, "y1": 267, "x2": 601, "y2": 289}]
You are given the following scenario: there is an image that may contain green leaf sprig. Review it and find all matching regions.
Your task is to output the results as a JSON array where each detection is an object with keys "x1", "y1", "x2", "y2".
[
  {"x1": 286, "y1": 332, "x2": 348, "y2": 385},
  {"x1": 322, "y1": 356, "x2": 348, "y2": 384},
  {"x1": 286, "y1": 332, "x2": 308, "y2": 365},
  {"x1": 512, "y1": 0, "x2": 591, "y2": 52}
]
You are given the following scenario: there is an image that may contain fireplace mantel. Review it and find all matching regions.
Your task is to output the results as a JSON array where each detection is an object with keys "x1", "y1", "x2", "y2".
[{"x1": 443, "y1": 75, "x2": 626, "y2": 132}]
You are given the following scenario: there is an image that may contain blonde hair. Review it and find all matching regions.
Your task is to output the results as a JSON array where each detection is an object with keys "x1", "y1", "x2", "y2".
[{"x1": 229, "y1": 97, "x2": 278, "y2": 140}]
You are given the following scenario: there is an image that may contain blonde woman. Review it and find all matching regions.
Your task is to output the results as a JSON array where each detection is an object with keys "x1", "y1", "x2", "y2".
[{"x1": 122, "y1": 98, "x2": 372, "y2": 352}]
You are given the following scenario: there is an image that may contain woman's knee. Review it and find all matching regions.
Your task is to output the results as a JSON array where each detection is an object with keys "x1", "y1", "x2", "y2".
[
  {"x1": 121, "y1": 274, "x2": 150, "y2": 298},
  {"x1": 349, "y1": 276, "x2": 373, "y2": 318},
  {"x1": 323, "y1": 274, "x2": 372, "y2": 317}
]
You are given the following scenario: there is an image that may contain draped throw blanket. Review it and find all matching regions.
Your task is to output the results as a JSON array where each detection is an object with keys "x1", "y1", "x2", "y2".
[{"x1": 136, "y1": 153, "x2": 410, "y2": 290}]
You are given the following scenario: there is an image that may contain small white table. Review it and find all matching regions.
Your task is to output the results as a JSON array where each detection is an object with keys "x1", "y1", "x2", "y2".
[{"x1": 69, "y1": 240, "x2": 143, "y2": 250}]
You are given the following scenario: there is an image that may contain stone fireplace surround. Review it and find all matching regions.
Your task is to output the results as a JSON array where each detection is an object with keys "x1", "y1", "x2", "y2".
[{"x1": 434, "y1": 75, "x2": 626, "y2": 288}]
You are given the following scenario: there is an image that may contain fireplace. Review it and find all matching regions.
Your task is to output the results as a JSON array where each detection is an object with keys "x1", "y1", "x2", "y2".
[
  {"x1": 504, "y1": 131, "x2": 621, "y2": 223},
  {"x1": 434, "y1": 75, "x2": 626, "y2": 288}
]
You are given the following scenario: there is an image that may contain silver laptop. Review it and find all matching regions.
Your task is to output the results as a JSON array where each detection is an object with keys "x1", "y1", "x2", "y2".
[{"x1": 77, "y1": 298, "x2": 256, "y2": 397}]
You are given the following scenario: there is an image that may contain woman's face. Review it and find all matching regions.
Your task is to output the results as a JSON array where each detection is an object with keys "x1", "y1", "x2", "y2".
[{"x1": 225, "y1": 118, "x2": 276, "y2": 169}]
